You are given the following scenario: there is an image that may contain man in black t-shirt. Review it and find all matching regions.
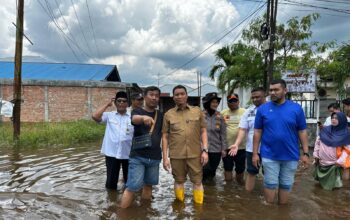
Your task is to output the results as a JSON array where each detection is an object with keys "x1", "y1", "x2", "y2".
[{"x1": 120, "y1": 86, "x2": 163, "y2": 208}]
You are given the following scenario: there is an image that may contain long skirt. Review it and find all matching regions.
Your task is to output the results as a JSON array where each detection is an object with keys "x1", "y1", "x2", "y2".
[{"x1": 313, "y1": 164, "x2": 343, "y2": 190}]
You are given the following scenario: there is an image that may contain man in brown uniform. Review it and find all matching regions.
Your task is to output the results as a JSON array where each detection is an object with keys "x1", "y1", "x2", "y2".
[{"x1": 162, "y1": 85, "x2": 208, "y2": 204}]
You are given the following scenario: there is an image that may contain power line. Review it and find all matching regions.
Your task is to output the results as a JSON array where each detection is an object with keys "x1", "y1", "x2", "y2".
[
  {"x1": 43, "y1": 0, "x2": 84, "y2": 61},
  {"x1": 283, "y1": 8, "x2": 350, "y2": 17},
  {"x1": 229, "y1": 0, "x2": 266, "y2": 45},
  {"x1": 54, "y1": 0, "x2": 81, "y2": 49},
  {"x1": 208, "y1": 0, "x2": 263, "y2": 44},
  {"x1": 238, "y1": 0, "x2": 350, "y2": 13},
  {"x1": 282, "y1": 0, "x2": 350, "y2": 14},
  {"x1": 70, "y1": 0, "x2": 93, "y2": 54},
  {"x1": 156, "y1": 3, "x2": 267, "y2": 84},
  {"x1": 313, "y1": 0, "x2": 350, "y2": 5},
  {"x1": 38, "y1": 0, "x2": 80, "y2": 62},
  {"x1": 38, "y1": 0, "x2": 95, "y2": 61},
  {"x1": 223, "y1": 0, "x2": 265, "y2": 45},
  {"x1": 156, "y1": 0, "x2": 265, "y2": 86},
  {"x1": 85, "y1": 0, "x2": 101, "y2": 59}
]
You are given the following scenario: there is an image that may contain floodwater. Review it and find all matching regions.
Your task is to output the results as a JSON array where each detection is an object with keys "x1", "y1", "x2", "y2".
[{"x1": 0, "y1": 144, "x2": 349, "y2": 220}]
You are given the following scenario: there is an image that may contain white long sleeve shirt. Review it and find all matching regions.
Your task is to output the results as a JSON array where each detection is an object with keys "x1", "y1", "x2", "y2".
[{"x1": 100, "y1": 111, "x2": 134, "y2": 159}]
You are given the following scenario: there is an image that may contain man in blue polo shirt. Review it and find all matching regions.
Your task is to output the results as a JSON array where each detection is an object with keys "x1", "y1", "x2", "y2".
[{"x1": 252, "y1": 79, "x2": 310, "y2": 204}]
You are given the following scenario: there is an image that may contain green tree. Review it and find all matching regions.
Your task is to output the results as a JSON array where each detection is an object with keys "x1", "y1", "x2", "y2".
[
  {"x1": 209, "y1": 42, "x2": 264, "y2": 93},
  {"x1": 211, "y1": 13, "x2": 333, "y2": 93},
  {"x1": 317, "y1": 43, "x2": 350, "y2": 98},
  {"x1": 243, "y1": 13, "x2": 331, "y2": 73}
]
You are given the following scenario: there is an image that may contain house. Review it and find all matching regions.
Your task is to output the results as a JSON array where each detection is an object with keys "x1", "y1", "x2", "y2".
[{"x1": 0, "y1": 61, "x2": 140, "y2": 122}]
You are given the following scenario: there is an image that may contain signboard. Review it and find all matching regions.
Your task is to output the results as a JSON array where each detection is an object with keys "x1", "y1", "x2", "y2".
[
  {"x1": 0, "y1": 100, "x2": 14, "y2": 117},
  {"x1": 281, "y1": 69, "x2": 316, "y2": 93}
]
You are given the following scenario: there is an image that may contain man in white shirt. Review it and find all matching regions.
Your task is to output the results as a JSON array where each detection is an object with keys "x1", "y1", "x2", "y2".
[
  {"x1": 229, "y1": 87, "x2": 266, "y2": 192},
  {"x1": 323, "y1": 103, "x2": 340, "y2": 126},
  {"x1": 92, "y1": 91, "x2": 134, "y2": 190}
]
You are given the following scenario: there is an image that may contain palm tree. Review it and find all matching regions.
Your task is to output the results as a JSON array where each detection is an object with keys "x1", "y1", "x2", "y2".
[
  {"x1": 209, "y1": 42, "x2": 264, "y2": 94},
  {"x1": 209, "y1": 45, "x2": 234, "y2": 94}
]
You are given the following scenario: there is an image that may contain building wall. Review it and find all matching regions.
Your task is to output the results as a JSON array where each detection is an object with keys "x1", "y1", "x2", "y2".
[{"x1": 0, "y1": 79, "x2": 131, "y2": 122}]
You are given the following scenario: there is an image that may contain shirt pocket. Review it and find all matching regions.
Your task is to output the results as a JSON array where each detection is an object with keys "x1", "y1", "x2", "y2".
[
  {"x1": 109, "y1": 118, "x2": 119, "y2": 125},
  {"x1": 187, "y1": 116, "x2": 200, "y2": 129},
  {"x1": 170, "y1": 119, "x2": 183, "y2": 133}
]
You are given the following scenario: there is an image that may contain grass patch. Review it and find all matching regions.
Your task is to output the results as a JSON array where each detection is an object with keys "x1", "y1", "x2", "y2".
[{"x1": 0, "y1": 120, "x2": 105, "y2": 148}]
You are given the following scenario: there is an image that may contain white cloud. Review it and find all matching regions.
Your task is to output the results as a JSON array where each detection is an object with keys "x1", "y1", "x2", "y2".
[
  {"x1": 10, "y1": 0, "x2": 239, "y2": 86},
  {"x1": 1, "y1": 0, "x2": 348, "y2": 88},
  {"x1": 119, "y1": 0, "x2": 238, "y2": 59}
]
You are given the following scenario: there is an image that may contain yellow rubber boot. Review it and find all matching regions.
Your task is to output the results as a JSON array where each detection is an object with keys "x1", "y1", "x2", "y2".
[
  {"x1": 193, "y1": 189, "x2": 204, "y2": 204},
  {"x1": 175, "y1": 188, "x2": 185, "y2": 202}
]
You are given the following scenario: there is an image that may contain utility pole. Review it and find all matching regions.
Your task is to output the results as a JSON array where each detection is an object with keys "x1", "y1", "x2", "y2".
[
  {"x1": 13, "y1": 0, "x2": 24, "y2": 141},
  {"x1": 262, "y1": 0, "x2": 278, "y2": 91},
  {"x1": 263, "y1": 0, "x2": 270, "y2": 91},
  {"x1": 197, "y1": 71, "x2": 200, "y2": 97},
  {"x1": 199, "y1": 72, "x2": 202, "y2": 107},
  {"x1": 267, "y1": 0, "x2": 278, "y2": 87}
]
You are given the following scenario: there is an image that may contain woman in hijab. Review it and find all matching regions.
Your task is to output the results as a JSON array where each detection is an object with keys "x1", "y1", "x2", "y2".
[
  {"x1": 202, "y1": 92, "x2": 228, "y2": 182},
  {"x1": 313, "y1": 112, "x2": 350, "y2": 190}
]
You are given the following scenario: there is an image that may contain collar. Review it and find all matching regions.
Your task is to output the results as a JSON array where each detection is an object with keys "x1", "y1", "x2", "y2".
[
  {"x1": 175, "y1": 104, "x2": 190, "y2": 111},
  {"x1": 115, "y1": 111, "x2": 130, "y2": 116}
]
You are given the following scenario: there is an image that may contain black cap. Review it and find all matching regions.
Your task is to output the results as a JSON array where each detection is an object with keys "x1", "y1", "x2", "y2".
[
  {"x1": 203, "y1": 92, "x2": 221, "y2": 104},
  {"x1": 115, "y1": 91, "x2": 128, "y2": 99},
  {"x1": 342, "y1": 98, "x2": 350, "y2": 106}
]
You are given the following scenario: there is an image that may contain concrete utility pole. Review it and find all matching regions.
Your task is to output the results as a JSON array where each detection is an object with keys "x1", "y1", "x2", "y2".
[
  {"x1": 13, "y1": 0, "x2": 24, "y2": 141},
  {"x1": 262, "y1": 0, "x2": 278, "y2": 90}
]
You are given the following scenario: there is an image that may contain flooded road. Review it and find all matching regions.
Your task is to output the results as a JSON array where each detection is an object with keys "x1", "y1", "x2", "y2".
[{"x1": 1, "y1": 143, "x2": 350, "y2": 219}]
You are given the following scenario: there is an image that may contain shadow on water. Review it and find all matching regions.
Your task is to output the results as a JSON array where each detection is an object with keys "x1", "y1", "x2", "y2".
[{"x1": 1, "y1": 144, "x2": 350, "y2": 219}]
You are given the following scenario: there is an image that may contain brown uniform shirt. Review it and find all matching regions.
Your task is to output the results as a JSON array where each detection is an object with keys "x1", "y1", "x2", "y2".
[{"x1": 163, "y1": 105, "x2": 207, "y2": 159}]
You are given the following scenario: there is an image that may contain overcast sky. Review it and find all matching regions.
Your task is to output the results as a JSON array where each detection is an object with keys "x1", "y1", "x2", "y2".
[{"x1": 0, "y1": 0, "x2": 349, "y2": 87}]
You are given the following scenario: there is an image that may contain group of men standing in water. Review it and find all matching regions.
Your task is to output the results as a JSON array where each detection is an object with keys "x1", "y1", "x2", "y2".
[{"x1": 93, "y1": 79, "x2": 314, "y2": 208}]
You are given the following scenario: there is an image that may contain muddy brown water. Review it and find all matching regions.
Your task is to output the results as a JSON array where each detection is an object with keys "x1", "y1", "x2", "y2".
[{"x1": 0, "y1": 143, "x2": 349, "y2": 219}]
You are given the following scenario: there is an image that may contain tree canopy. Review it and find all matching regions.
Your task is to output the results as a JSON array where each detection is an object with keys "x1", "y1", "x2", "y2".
[
  {"x1": 209, "y1": 42, "x2": 264, "y2": 94},
  {"x1": 317, "y1": 43, "x2": 350, "y2": 98},
  {"x1": 210, "y1": 13, "x2": 335, "y2": 93}
]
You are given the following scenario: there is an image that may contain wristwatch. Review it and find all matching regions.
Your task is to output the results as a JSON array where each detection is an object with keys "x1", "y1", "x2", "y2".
[
  {"x1": 303, "y1": 152, "x2": 310, "y2": 157},
  {"x1": 201, "y1": 148, "x2": 209, "y2": 153}
]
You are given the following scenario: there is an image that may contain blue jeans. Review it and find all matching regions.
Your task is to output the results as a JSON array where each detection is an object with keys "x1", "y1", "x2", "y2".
[
  {"x1": 262, "y1": 157, "x2": 298, "y2": 191},
  {"x1": 246, "y1": 152, "x2": 261, "y2": 175},
  {"x1": 125, "y1": 156, "x2": 161, "y2": 192}
]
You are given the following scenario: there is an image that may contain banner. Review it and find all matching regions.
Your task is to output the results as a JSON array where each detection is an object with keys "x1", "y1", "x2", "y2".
[
  {"x1": 281, "y1": 69, "x2": 316, "y2": 93},
  {"x1": 0, "y1": 100, "x2": 14, "y2": 117}
]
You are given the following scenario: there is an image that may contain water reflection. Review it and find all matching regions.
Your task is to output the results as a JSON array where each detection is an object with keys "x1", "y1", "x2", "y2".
[{"x1": 0, "y1": 144, "x2": 349, "y2": 219}]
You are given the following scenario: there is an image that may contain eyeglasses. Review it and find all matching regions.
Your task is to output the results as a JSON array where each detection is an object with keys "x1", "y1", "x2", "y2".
[
  {"x1": 116, "y1": 99, "x2": 128, "y2": 103},
  {"x1": 228, "y1": 99, "x2": 238, "y2": 103}
]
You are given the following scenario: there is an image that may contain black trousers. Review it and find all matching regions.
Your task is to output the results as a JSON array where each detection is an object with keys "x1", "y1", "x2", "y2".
[
  {"x1": 105, "y1": 156, "x2": 129, "y2": 189},
  {"x1": 222, "y1": 149, "x2": 246, "y2": 174},
  {"x1": 203, "y1": 152, "x2": 222, "y2": 181}
]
